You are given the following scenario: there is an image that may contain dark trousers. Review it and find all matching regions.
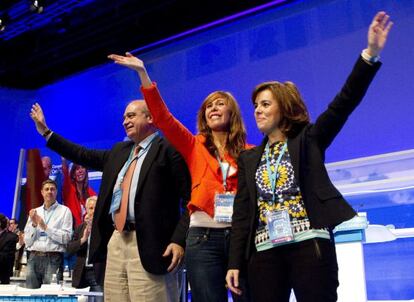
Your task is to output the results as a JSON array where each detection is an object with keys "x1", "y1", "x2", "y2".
[
  {"x1": 248, "y1": 238, "x2": 339, "y2": 302},
  {"x1": 0, "y1": 257, "x2": 14, "y2": 284},
  {"x1": 185, "y1": 227, "x2": 250, "y2": 302},
  {"x1": 80, "y1": 267, "x2": 103, "y2": 302},
  {"x1": 0, "y1": 264, "x2": 11, "y2": 284}
]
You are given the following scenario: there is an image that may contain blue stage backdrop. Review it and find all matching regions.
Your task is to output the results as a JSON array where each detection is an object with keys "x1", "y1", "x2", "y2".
[{"x1": 1, "y1": 0, "x2": 413, "y2": 298}]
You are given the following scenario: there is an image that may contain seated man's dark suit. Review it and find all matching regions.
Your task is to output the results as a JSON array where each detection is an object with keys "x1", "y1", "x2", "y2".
[
  {"x1": 0, "y1": 231, "x2": 18, "y2": 284},
  {"x1": 46, "y1": 133, "x2": 191, "y2": 275},
  {"x1": 66, "y1": 222, "x2": 105, "y2": 288}
]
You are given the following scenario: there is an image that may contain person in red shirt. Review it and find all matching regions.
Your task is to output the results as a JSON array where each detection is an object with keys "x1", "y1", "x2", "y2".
[{"x1": 63, "y1": 161, "x2": 96, "y2": 227}]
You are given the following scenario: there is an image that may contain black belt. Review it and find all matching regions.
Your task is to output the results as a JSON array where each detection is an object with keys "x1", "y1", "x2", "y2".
[
  {"x1": 84, "y1": 266, "x2": 95, "y2": 271},
  {"x1": 123, "y1": 222, "x2": 136, "y2": 232},
  {"x1": 190, "y1": 226, "x2": 231, "y2": 233}
]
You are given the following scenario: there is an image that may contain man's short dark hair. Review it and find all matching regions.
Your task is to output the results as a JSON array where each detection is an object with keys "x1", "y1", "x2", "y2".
[
  {"x1": 0, "y1": 213, "x2": 8, "y2": 230},
  {"x1": 41, "y1": 179, "x2": 57, "y2": 190}
]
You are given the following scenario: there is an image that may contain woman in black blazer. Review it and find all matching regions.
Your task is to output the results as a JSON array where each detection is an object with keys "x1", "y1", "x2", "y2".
[{"x1": 226, "y1": 11, "x2": 392, "y2": 302}]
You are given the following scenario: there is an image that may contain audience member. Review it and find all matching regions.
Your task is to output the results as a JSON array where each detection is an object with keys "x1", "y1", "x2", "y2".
[
  {"x1": 67, "y1": 196, "x2": 105, "y2": 301},
  {"x1": 8, "y1": 218, "x2": 19, "y2": 234},
  {"x1": 8, "y1": 218, "x2": 24, "y2": 277},
  {"x1": 62, "y1": 160, "x2": 97, "y2": 227},
  {"x1": 24, "y1": 179, "x2": 73, "y2": 288},
  {"x1": 0, "y1": 214, "x2": 18, "y2": 284},
  {"x1": 41, "y1": 156, "x2": 52, "y2": 178}
]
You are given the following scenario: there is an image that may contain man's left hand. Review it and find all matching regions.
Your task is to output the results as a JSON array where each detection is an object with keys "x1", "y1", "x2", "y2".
[{"x1": 162, "y1": 243, "x2": 184, "y2": 272}]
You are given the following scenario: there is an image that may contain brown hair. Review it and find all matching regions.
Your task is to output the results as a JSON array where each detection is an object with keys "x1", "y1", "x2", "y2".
[
  {"x1": 70, "y1": 164, "x2": 92, "y2": 202},
  {"x1": 0, "y1": 213, "x2": 8, "y2": 230},
  {"x1": 41, "y1": 179, "x2": 57, "y2": 190},
  {"x1": 252, "y1": 81, "x2": 310, "y2": 137},
  {"x1": 197, "y1": 91, "x2": 247, "y2": 159}
]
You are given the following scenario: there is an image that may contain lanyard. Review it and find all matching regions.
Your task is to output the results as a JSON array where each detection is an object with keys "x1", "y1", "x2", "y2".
[
  {"x1": 265, "y1": 141, "x2": 287, "y2": 202},
  {"x1": 216, "y1": 152, "x2": 230, "y2": 192},
  {"x1": 43, "y1": 204, "x2": 56, "y2": 225},
  {"x1": 118, "y1": 145, "x2": 140, "y2": 184},
  {"x1": 119, "y1": 139, "x2": 154, "y2": 184},
  {"x1": 109, "y1": 138, "x2": 155, "y2": 216}
]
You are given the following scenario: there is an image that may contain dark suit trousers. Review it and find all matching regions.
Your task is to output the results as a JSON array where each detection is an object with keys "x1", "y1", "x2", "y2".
[{"x1": 247, "y1": 238, "x2": 339, "y2": 302}]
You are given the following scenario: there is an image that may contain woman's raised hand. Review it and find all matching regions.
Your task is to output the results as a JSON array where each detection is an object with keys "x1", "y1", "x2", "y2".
[{"x1": 108, "y1": 52, "x2": 152, "y2": 87}]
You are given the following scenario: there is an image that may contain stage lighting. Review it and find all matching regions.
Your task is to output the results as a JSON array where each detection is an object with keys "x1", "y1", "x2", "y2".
[
  {"x1": 0, "y1": 13, "x2": 10, "y2": 32},
  {"x1": 30, "y1": 0, "x2": 44, "y2": 13}
]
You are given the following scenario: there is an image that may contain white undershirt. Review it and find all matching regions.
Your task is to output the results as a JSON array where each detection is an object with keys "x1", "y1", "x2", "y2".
[
  {"x1": 189, "y1": 162, "x2": 235, "y2": 228},
  {"x1": 190, "y1": 211, "x2": 231, "y2": 228}
]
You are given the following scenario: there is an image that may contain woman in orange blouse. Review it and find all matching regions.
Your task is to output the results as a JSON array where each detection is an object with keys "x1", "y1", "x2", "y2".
[{"x1": 108, "y1": 53, "x2": 251, "y2": 302}]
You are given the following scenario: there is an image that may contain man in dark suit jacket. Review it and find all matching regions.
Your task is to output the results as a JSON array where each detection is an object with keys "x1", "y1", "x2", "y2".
[
  {"x1": 67, "y1": 196, "x2": 105, "y2": 296},
  {"x1": 0, "y1": 214, "x2": 18, "y2": 284},
  {"x1": 30, "y1": 100, "x2": 191, "y2": 302}
]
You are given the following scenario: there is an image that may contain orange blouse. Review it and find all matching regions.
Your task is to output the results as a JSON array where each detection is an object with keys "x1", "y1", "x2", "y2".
[{"x1": 141, "y1": 83, "x2": 249, "y2": 217}]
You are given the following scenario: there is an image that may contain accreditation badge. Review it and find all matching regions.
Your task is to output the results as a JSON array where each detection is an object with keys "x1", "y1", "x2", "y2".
[
  {"x1": 109, "y1": 189, "x2": 122, "y2": 214},
  {"x1": 213, "y1": 192, "x2": 235, "y2": 223},
  {"x1": 266, "y1": 209, "x2": 293, "y2": 244},
  {"x1": 39, "y1": 231, "x2": 47, "y2": 241}
]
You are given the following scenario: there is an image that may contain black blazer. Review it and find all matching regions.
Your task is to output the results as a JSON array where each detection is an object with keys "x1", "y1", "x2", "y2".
[
  {"x1": 229, "y1": 56, "x2": 381, "y2": 269},
  {"x1": 47, "y1": 134, "x2": 191, "y2": 275},
  {"x1": 66, "y1": 222, "x2": 105, "y2": 288},
  {"x1": 0, "y1": 230, "x2": 18, "y2": 284}
]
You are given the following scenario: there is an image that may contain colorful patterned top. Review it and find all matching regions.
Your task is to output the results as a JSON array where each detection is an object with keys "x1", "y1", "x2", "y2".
[{"x1": 255, "y1": 141, "x2": 329, "y2": 251}]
